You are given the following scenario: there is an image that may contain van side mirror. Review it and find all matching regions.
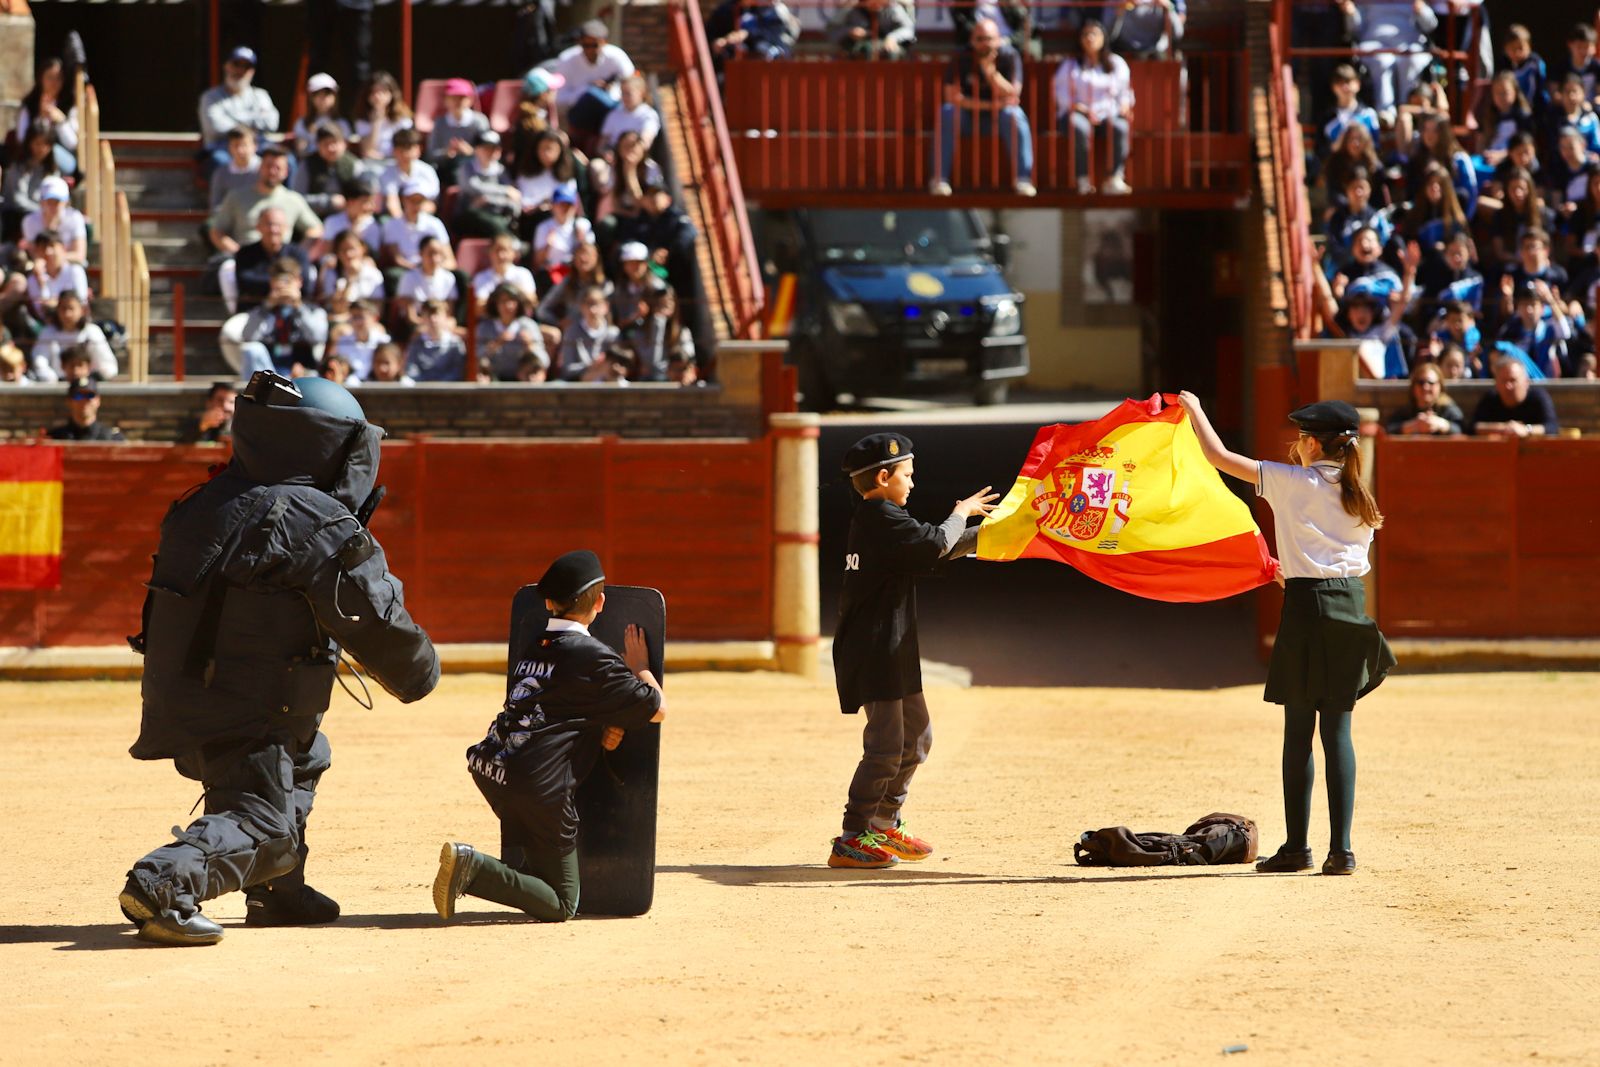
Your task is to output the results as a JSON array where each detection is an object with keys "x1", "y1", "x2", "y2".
[{"x1": 990, "y1": 232, "x2": 1012, "y2": 271}]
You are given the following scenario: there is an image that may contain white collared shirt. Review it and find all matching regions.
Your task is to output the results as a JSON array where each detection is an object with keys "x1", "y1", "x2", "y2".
[
  {"x1": 546, "y1": 618, "x2": 592, "y2": 636},
  {"x1": 1256, "y1": 460, "x2": 1373, "y2": 579},
  {"x1": 1052, "y1": 54, "x2": 1135, "y2": 122}
]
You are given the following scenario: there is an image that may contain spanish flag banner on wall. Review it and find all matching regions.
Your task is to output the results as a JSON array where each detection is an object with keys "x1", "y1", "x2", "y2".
[
  {"x1": 0, "y1": 446, "x2": 65, "y2": 590},
  {"x1": 977, "y1": 395, "x2": 1276, "y2": 603}
]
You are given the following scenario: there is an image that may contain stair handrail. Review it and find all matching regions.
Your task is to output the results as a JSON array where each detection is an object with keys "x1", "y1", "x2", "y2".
[
  {"x1": 667, "y1": 0, "x2": 766, "y2": 339},
  {"x1": 1268, "y1": 0, "x2": 1315, "y2": 339},
  {"x1": 131, "y1": 241, "x2": 151, "y2": 381}
]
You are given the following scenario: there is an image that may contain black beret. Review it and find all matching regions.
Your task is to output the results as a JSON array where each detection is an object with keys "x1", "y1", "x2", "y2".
[
  {"x1": 1289, "y1": 399, "x2": 1360, "y2": 436},
  {"x1": 842, "y1": 432, "x2": 914, "y2": 478},
  {"x1": 538, "y1": 550, "x2": 605, "y2": 605}
]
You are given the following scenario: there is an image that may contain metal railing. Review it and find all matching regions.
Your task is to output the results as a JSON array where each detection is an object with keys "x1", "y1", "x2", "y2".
[
  {"x1": 1267, "y1": 7, "x2": 1317, "y2": 339},
  {"x1": 76, "y1": 75, "x2": 153, "y2": 380}
]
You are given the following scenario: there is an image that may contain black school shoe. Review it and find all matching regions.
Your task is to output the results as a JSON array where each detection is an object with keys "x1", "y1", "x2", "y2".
[
  {"x1": 1321, "y1": 850, "x2": 1357, "y2": 876},
  {"x1": 245, "y1": 883, "x2": 342, "y2": 926},
  {"x1": 1254, "y1": 845, "x2": 1316, "y2": 873}
]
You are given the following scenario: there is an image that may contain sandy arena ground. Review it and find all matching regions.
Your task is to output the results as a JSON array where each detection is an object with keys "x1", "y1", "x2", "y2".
[{"x1": 2, "y1": 670, "x2": 1597, "y2": 1066}]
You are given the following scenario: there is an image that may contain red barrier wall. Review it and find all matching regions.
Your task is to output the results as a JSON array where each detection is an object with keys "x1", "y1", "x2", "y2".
[
  {"x1": 0, "y1": 439, "x2": 774, "y2": 648},
  {"x1": 1374, "y1": 437, "x2": 1600, "y2": 638}
]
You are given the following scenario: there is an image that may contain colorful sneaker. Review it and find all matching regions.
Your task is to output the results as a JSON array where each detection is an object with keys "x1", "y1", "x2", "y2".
[
  {"x1": 878, "y1": 820, "x2": 932, "y2": 862},
  {"x1": 828, "y1": 830, "x2": 898, "y2": 869}
]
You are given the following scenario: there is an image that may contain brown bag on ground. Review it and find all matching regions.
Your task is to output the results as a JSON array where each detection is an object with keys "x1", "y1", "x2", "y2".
[{"x1": 1072, "y1": 812, "x2": 1259, "y2": 867}]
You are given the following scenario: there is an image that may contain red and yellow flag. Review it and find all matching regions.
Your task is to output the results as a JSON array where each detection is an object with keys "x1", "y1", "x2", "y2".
[
  {"x1": 0, "y1": 446, "x2": 64, "y2": 590},
  {"x1": 977, "y1": 395, "x2": 1276, "y2": 602}
]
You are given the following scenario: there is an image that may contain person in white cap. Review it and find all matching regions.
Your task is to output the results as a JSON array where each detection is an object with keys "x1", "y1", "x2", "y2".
[
  {"x1": 379, "y1": 178, "x2": 451, "y2": 274},
  {"x1": 22, "y1": 176, "x2": 88, "y2": 265},
  {"x1": 199, "y1": 46, "x2": 281, "y2": 172},
  {"x1": 292, "y1": 73, "x2": 353, "y2": 154},
  {"x1": 609, "y1": 240, "x2": 665, "y2": 329}
]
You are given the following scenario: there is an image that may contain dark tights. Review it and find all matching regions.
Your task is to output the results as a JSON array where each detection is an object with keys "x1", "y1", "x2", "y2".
[{"x1": 1281, "y1": 703, "x2": 1356, "y2": 852}]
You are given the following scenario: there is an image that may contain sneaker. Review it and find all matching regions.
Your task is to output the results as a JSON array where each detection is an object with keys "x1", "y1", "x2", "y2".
[
  {"x1": 245, "y1": 883, "x2": 341, "y2": 926},
  {"x1": 1076, "y1": 177, "x2": 1095, "y2": 195},
  {"x1": 118, "y1": 878, "x2": 224, "y2": 946},
  {"x1": 877, "y1": 820, "x2": 932, "y2": 862},
  {"x1": 828, "y1": 830, "x2": 898, "y2": 869},
  {"x1": 1014, "y1": 180, "x2": 1037, "y2": 197},
  {"x1": 929, "y1": 179, "x2": 953, "y2": 197},
  {"x1": 1102, "y1": 172, "x2": 1132, "y2": 195},
  {"x1": 433, "y1": 841, "x2": 482, "y2": 920}
]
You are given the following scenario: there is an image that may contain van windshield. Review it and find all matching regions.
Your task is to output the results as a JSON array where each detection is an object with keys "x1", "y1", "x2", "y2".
[{"x1": 810, "y1": 210, "x2": 990, "y2": 265}]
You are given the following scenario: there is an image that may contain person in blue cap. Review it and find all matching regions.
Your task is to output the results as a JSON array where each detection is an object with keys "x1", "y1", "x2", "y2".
[
  {"x1": 199, "y1": 46, "x2": 282, "y2": 175},
  {"x1": 118, "y1": 371, "x2": 439, "y2": 945},
  {"x1": 1178, "y1": 394, "x2": 1394, "y2": 877},
  {"x1": 828, "y1": 432, "x2": 999, "y2": 869},
  {"x1": 433, "y1": 549, "x2": 665, "y2": 922}
]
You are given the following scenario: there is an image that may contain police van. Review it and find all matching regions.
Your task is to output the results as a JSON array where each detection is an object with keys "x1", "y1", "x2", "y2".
[{"x1": 750, "y1": 207, "x2": 1029, "y2": 409}]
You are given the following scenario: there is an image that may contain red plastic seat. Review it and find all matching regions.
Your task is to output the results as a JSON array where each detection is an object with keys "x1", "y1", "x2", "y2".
[
  {"x1": 488, "y1": 80, "x2": 524, "y2": 135},
  {"x1": 454, "y1": 237, "x2": 492, "y2": 278},
  {"x1": 412, "y1": 79, "x2": 451, "y2": 134}
]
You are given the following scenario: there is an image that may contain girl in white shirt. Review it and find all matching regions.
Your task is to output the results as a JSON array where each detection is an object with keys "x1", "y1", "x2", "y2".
[
  {"x1": 394, "y1": 236, "x2": 461, "y2": 325},
  {"x1": 1052, "y1": 20, "x2": 1135, "y2": 194},
  {"x1": 30, "y1": 290, "x2": 117, "y2": 380},
  {"x1": 353, "y1": 71, "x2": 415, "y2": 164},
  {"x1": 1179, "y1": 392, "x2": 1394, "y2": 879}
]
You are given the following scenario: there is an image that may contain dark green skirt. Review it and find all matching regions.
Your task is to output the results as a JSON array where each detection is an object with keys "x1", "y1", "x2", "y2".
[{"x1": 1265, "y1": 577, "x2": 1396, "y2": 711}]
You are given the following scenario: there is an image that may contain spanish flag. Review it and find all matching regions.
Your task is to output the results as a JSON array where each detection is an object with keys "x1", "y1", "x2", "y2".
[
  {"x1": 977, "y1": 395, "x2": 1276, "y2": 602},
  {"x1": 0, "y1": 446, "x2": 64, "y2": 590}
]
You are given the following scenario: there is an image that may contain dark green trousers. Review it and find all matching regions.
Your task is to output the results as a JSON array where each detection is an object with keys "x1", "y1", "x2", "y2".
[{"x1": 467, "y1": 846, "x2": 580, "y2": 922}]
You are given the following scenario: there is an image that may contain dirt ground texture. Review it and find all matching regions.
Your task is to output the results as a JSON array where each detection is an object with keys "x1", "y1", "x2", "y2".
[{"x1": 2, "y1": 670, "x2": 1597, "y2": 1066}]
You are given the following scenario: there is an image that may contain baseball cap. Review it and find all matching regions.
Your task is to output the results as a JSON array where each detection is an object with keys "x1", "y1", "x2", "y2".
[
  {"x1": 228, "y1": 46, "x2": 258, "y2": 67},
  {"x1": 66, "y1": 376, "x2": 98, "y2": 399},
  {"x1": 619, "y1": 241, "x2": 649, "y2": 262},
  {"x1": 399, "y1": 177, "x2": 429, "y2": 198},
  {"x1": 551, "y1": 184, "x2": 577, "y2": 205},
  {"x1": 444, "y1": 77, "x2": 476, "y2": 98},
  {"x1": 39, "y1": 176, "x2": 70, "y2": 202},
  {"x1": 522, "y1": 68, "x2": 566, "y2": 98},
  {"x1": 307, "y1": 72, "x2": 339, "y2": 94},
  {"x1": 474, "y1": 129, "x2": 502, "y2": 148}
]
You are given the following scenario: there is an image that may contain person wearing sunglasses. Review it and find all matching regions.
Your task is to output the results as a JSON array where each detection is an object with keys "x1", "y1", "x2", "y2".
[{"x1": 1385, "y1": 362, "x2": 1463, "y2": 435}]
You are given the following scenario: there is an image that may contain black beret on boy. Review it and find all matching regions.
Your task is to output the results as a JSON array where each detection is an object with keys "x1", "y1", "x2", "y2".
[
  {"x1": 841, "y1": 433, "x2": 915, "y2": 479},
  {"x1": 538, "y1": 550, "x2": 605, "y2": 605}
]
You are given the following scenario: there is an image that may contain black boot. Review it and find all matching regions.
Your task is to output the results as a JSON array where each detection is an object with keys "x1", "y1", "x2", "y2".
[
  {"x1": 244, "y1": 882, "x2": 341, "y2": 926},
  {"x1": 118, "y1": 876, "x2": 224, "y2": 946},
  {"x1": 1254, "y1": 844, "x2": 1315, "y2": 873}
]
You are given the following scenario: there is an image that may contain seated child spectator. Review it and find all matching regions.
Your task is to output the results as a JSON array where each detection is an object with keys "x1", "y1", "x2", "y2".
[
  {"x1": 1385, "y1": 360, "x2": 1463, "y2": 435},
  {"x1": 1332, "y1": 226, "x2": 1402, "y2": 300},
  {"x1": 22, "y1": 176, "x2": 88, "y2": 265},
  {"x1": 210, "y1": 126, "x2": 261, "y2": 210},
  {"x1": 599, "y1": 75, "x2": 660, "y2": 152},
  {"x1": 177, "y1": 381, "x2": 236, "y2": 444},
  {"x1": 1545, "y1": 74, "x2": 1600, "y2": 160},
  {"x1": 707, "y1": 0, "x2": 801, "y2": 66},
  {"x1": 25, "y1": 230, "x2": 89, "y2": 323},
  {"x1": 1437, "y1": 341, "x2": 1469, "y2": 381},
  {"x1": 234, "y1": 259, "x2": 329, "y2": 377},
  {"x1": 1432, "y1": 300, "x2": 1485, "y2": 375},
  {"x1": 353, "y1": 71, "x2": 415, "y2": 165},
  {"x1": 612, "y1": 182, "x2": 698, "y2": 295},
  {"x1": 394, "y1": 236, "x2": 463, "y2": 327},
  {"x1": 380, "y1": 128, "x2": 442, "y2": 219},
  {"x1": 511, "y1": 68, "x2": 564, "y2": 149},
  {"x1": 1560, "y1": 170, "x2": 1600, "y2": 274},
  {"x1": 1549, "y1": 22, "x2": 1600, "y2": 104},
  {"x1": 1484, "y1": 131, "x2": 1540, "y2": 203},
  {"x1": 1471, "y1": 72, "x2": 1536, "y2": 183},
  {"x1": 1392, "y1": 79, "x2": 1448, "y2": 151},
  {"x1": 404, "y1": 299, "x2": 467, "y2": 381},
  {"x1": 16, "y1": 57, "x2": 80, "y2": 178},
  {"x1": 1500, "y1": 228, "x2": 1570, "y2": 315},
  {"x1": 326, "y1": 298, "x2": 390, "y2": 380},
  {"x1": 515, "y1": 350, "x2": 549, "y2": 383},
  {"x1": 291, "y1": 73, "x2": 352, "y2": 155},
  {"x1": 532, "y1": 186, "x2": 594, "y2": 285},
  {"x1": 471, "y1": 233, "x2": 539, "y2": 308},
  {"x1": 292, "y1": 123, "x2": 362, "y2": 218},
  {"x1": 1323, "y1": 122, "x2": 1386, "y2": 214},
  {"x1": 590, "y1": 130, "x2": 662, "y2": 227},
  {"x1": 426, "y1": 78, "x2": 491, "y2": 186},
  {"x1": 1401, "y1": 161, "x2": 1470, "y2": 257},
  {"x1": 380, "y1": 180, "x2": 453, "y2": 273},
  {"x1": 556, "y1": 284, "x2": 620, "y2": 380},
  {"x1": 536, "y1": 239, "x2": 608, "y2": 345},
  {"x1": 198, "y1": 47, "x2": 279, "y2": 173},
  {"x1": 1485, "y1": 171, "x2": 1555, "y2": 271},
  {"x1": 1498, "y1": 279, "x2": 1574, "y2": 377},
  {"x1": 1, "y1": 128, "x2": 60, "y2": 246},
  {"x1": 1546, "y1": 126, "x2": 1600, "y2": 215},
  {"x1": 318, "y1": 352, "x2": 355, "y2": 385},
  {"x1": 0, "y1": 339, "x2": 26, "y2": 385},
  {"x1": 477, "y1": 284, "x2": 548, "y2": 381},
  {"x1": 829, "y1": 0, "x2": 914, "y2": 60},
  {"x1": 29, "y1": 289, "x2": 116, "y2": 381},
  {"x1": 1316, "y1": 63, "x2": 1381, "y2": 166},
  {"x1": 456, "y1": 131, "x2": 522, "y2": 239},
  {"x1": 317, "y1": 174, "x2": 383, "y2": 258},
  {"x1": 1495, "y1": 23, "x2": 1546, "y2": 111},
  {"x1": 1336, "y1": 286, "x2": 1414, "y2": 379},
  {"x1": 1470, "y1": 355, "x2": 1557, "y2": 436},
  {"x1": 1417, "y1": 233, "x2": 1483, "y2": 313},
  {"x1": 1403, "y1": 113, "x2": 1478, "y2": 216},
  {"x1": 624, "y1": 285, "x2": 695, "y2": 382},
  {"x1": 46, "y1": 375, "x2": 126, "y2": 441},
  {"x1": 610, "y1": 241, "x2": 667, "y2": 330},
  {"x1": 511, "y1": 129, "x2": 581, "y2": 243},
  {"x1": 366, "y1": 341, "x2": 414, "y2": 385},
  {"x1": 317, "y1": 230, "x2": 386, "y2": 314}
]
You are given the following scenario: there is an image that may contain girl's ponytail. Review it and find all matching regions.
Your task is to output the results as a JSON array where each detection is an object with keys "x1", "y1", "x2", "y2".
[{"x1": 1321, "y1": 434, "x2": 1384, "y2": 529}]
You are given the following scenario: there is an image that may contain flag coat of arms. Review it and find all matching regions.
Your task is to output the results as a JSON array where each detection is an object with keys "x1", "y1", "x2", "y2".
[
  {"x1": 0, "y1": 446, "x2": 65, "y2": 590},
  {"x1": 977, "y1": 395, "x2": 1276, "y2": 602}
]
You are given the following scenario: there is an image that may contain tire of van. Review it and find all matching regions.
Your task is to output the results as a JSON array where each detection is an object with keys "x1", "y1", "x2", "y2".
[
  {"x1": 974, "y1": 380, "x2": 1009, "y2": 406},
  {"x1": 795, "y1": 342, "x2": 836, "y2": 413}
]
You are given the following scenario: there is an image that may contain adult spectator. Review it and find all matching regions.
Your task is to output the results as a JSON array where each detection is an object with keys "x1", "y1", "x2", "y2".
[
  {"x1": 1470, "y1": 356, "x2": 1557, "y2": 436},
  {"x1": 470, "y1": 232, "x2": 538, "y2": 308},
  {"x1": 177, "y1": 382, "x2": 237, "y2": 444},
  {"x1": 547, "y1": 21, "x2": 637, "y2": 130},
  {"x1": 353, "y1": 71, "x2": 415, "y2": 165},
  {"x1": 198, "y1": 47, "x2": 280, "y2": 173},
  {"x1": 22, "y1": 177, "x2": 88, "y2": 264},
  {"x1": 379, "y1": 179, "x2": 452, "y2": 273},
  {"x1": 292, "y1": 124, "x2": 361, "y2": 219},
  {"x1": 477, "y1": 283, "x2": 548, "y2": 381},
  {"x1": 706, "y1": 0, "x2": 801, "y2": 67},
  {"x1": 1, "y1": 128, "x2": 60, "y2": 245},
  {"x1": 426, "y1": 79, "x2": 491, "y2": 186},
  {"x1": 16, "y1": 57, "x2": 80, "y2": 177},
  {"x1": 29, "y1": 290, "x2": 116, "y2": 381},
  {"x1": 46, "y1": 376, "x2": 125, "y2": 441},
  {"x1": 1053, "y1": 19, "x2": 1135, "y2": 195},
  {"x1": 379, "y1": 128, "x2": 442, "y2": 219},
  {"x1": 931, "y1": 18, "x2": 1036, "y2": 198},
  {"x1": 208, "y1": 144, "x2": 323, "y2": 255},
  {"x1": 455, "y1": 130, "x2": 522, "y2": 239},
  {"x1": 25, "y1": 230, "x2": 89, "y2": 323},
  {"x1": 220, "y1": 207, "x2": 315, "y2": 315},
  {"x1": 1337, "y1": 0, "x2": 1438, "y2": 123},
  {"x1": 1385, "y1": 362, "x2": 1463, "y2": 435},
  {"x1": 233, "y1": 259, "x2": 330, "y2": 376},
  {"x1": 1106, "y1": 0, "x2": 1184, "y2": 61},
  {"x1": 307, "y1": 0, "x2": 373, "y2": 109},
  {"x1": 950, "y1": 0, "x2": 1033, "y2": 56},
  {"x1": 610, "y1": 242, "x2": 667, "y2": 330},
  {"x1": 291, "y1": 73, "x2": 353, "y2": 155},
  {"x1": 829, "y1": 0, "x2": 915, "y2": 60},
  {"x1": 599, "y1": 76, "x2": 661, "y2": 152},
  {"x1": 210, "y1": 127, "x2": 262, "y2": 211}
]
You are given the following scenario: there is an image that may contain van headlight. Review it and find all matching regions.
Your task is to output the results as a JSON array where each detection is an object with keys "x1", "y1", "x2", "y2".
[
  {"x1": 828, "y1": 302, "x2": 878, "y2": 337},
  {"x1": 988, "y1": 298, "x2": 1021, "y2": 337}
]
